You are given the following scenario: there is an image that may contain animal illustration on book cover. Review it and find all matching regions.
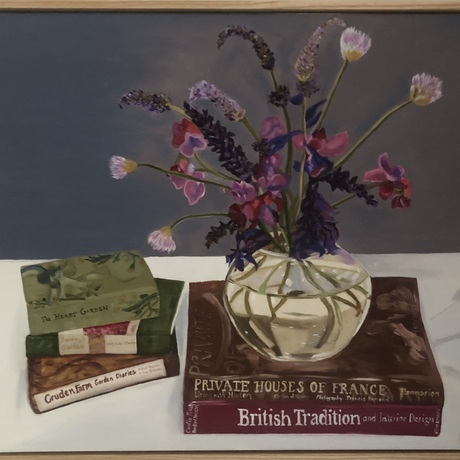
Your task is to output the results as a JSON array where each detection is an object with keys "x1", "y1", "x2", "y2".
[
  {"x1": 22, "y1": 250, "x2": 161, "y2": 335},
  {"x1": 183, "y1": 278, "x2": 443, "y2": 435}
]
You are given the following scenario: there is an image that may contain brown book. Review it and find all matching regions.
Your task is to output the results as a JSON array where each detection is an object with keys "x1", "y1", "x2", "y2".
[
  {"x1": 183, "y1": 278, "x2": 444, "y2": 436},
  {"x1": 28, "y1": 333, "x2": 180, "y2": 414}
]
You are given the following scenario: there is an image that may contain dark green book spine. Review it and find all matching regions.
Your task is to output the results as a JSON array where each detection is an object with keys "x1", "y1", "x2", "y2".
[{"x1": 25, "y1": 333, "x2": 173, "y2": 357}]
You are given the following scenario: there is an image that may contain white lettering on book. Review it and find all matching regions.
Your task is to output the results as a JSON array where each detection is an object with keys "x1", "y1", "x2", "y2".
[
  {"x1": 34, "y1": 359, "x2": 167, "y2": 413},
  {"x1": 237, "y1": 408, "x2": 361, "y2": 427}
]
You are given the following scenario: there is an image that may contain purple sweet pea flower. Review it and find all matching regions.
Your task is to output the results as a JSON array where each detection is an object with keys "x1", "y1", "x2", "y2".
[
  {"x1": 257, "y1": 173, "x2": 291, "y2": 193},
  {"x1": 259, "y1": 204, "x2": 277, "y2": 227},
  {"x1": 170, "y1": 159, "x2": 206, "y2": 205},
  {"x1": 255, "y1": 152, "x2": 291, "y2": 194},
  {"x1": 225, "y1": 181, "x2": 258, "y2": 203},
  {"x1": 172, "y1": 119, "x2": 207, "y2": 158},
  {"x1": 364, "y1": 152, "x2": 405, "y2": 183},
  {"x1": 184, "y1": 177, "x2": 206, "y2": 205},
  {"x1": 261, "y1": 152, "x2": 282, "y2": 176},
  {"x1": 180, "y1": 132, "x2": 207, "y2": 157}
]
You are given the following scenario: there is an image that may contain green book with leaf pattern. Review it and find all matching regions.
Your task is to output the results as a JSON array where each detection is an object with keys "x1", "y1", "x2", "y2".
[
  {"x1": 25, "y1": 278, "x2": 184, "y2": 356},
  {"x1": 22, "y1": 250, "x2": 161, "y2": 335}
]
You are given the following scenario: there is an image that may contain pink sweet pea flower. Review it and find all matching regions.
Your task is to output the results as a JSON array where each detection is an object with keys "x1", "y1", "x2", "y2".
[
  {"x1": 225, "y1": 181, "x2": 258, "y2": 203},
  {"x1": 364, "y1": 152, "x2": 405, "y2": 183},
  {"x1": 259, "y1": 116, "x2": 287, "y2": 140},
  {"x1": 255, "y1": 153, "x2": 290, "y2": 195},
  {"x1": 364, "y1": 153, "x2": 411, "y2": 209},
  {"x1": 169, "y1": 158, "x2": 206, "y2": 205},
  {"x1": 294, "y1": 128, "x2": 349, "y2": 158},
  {"x1": 380, "y1": 178, "x2": 412, "y2": 209},
  {"x1": 257, "y1": 173, "x2": 290, "y2": 194},
  {"x1": 228, "y1": 192, "x2": 282, "y2": 229},
  {"x1": 172, "y1": 119, "x2": 207, "y2": 158}
]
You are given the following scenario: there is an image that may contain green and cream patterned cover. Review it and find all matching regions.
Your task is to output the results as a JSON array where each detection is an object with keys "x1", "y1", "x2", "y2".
[{"x1": 21, "y1": 250, "x2": 161, "y2": 335}]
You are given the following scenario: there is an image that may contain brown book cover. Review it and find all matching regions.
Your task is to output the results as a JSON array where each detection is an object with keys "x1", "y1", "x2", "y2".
[
  {"x1": 28, "y1": 333, "x2": 180, "y2": 414},
  {"x1": 183, "y1": 278, "x2": 444, "y2": 436}
]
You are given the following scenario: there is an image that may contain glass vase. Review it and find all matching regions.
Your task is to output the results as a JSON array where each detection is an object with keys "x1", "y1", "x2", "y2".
[{"x1": 222, "y1": 248, "x2": 372, "y2": 362}]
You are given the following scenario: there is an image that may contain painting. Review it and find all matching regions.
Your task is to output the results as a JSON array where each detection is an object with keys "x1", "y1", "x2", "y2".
[
  {"x1": 0, "y1": 11, "x2": 458, "y2": 260},
  {"x1": 0, "y1": 3, "x2": 459, "y2": 459}
]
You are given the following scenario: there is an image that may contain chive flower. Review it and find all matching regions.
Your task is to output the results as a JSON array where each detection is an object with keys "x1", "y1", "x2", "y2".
[
  {"x1": 109, "y1": 156, "x2": 138, "y2": 179},
  {"x1": 410, "y1": 73, "x2": 443, "y2": 106},
  {"x1": 340, "y1": 27, "x2": 371, "y2": 62},
  {"x1": 147, "y1": 226, "x2": 176, "y2": 253}
]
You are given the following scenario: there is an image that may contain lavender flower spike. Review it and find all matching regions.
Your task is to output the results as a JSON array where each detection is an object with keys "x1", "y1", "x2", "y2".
[
  {"x1": 294, "y1": 18, "x2": 346, "y2": 97},
  {"x1": 189, "y1": 80, "x2": 246, "y2": 121},
  {"x1": 217, "y1": 25, "x2": 275, "y2": 71},
  {"x1": 147, "y1": 226, "x2": 176, "y2": 253},
  {"x1": 295, "y1": 18, "x2": 346, "y2": 81},
  {"x1": 340, "y1": 27, "x2": 371, "y2": 62},
  {"x1": 410, "y1": 73, "x2": 443, "y2": 106},
  {"x1": 120, "y1": 90, "x2": 171, "y2": 114}
]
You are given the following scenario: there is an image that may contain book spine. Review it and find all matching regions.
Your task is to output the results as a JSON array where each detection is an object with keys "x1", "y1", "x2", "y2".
[
  {"x1": 32, "y1": 359, "x2": 169, "y2": 413},
  {"x1": 26, "y1": 334, "x2": 172, "y2": 357},
  {"x1": 183, "y1": 401, "x2": 442, "y2": 436},
  {"x1": 185, "y1": 375, "x2": 444, "y2": 406}
]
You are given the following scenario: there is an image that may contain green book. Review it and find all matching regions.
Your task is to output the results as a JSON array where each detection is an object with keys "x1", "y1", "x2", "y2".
[
  {"x1": 25, "y1": 278, "x2": 184, "y2": 357},
  {"x1": 22, "y1": 250, "x2": 162, "y2": 335}
]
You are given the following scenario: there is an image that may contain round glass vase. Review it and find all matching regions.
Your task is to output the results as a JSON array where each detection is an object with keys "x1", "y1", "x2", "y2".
[{"x1": 223, "y1": 248, "x2": 372, "y2": 362}]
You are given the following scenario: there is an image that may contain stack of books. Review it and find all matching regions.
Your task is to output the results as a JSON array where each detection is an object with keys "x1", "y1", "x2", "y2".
[
  {"x1": 183, "y1": 277, "x2": 444, "y2": 436},
  {"x1": 21, "y1": 250, "x2": 183, "y2": 414}
]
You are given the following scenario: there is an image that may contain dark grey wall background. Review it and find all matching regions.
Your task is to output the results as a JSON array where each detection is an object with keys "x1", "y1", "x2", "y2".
[{"x1": 0, "y1": 12, "x2": 458, "y2": 259}]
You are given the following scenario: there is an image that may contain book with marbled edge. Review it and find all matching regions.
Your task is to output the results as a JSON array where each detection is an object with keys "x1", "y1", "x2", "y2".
[{"x1": 28, "y1": 332, "x2": 180, "y2": 413}]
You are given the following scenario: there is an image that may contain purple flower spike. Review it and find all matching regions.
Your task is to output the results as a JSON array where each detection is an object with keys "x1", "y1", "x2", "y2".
[
  {"x1": 294, "y1": 18, "x2": 346, "y2": 97},
  {"x1": 217, "y1": 25, "x2": 275, "y2": 71},
  {"x1": 120, "y1": 90, "x2": 171, "y2": 114},
  {"x1": 340, "y1": 27, "x2": 371, "y2": 62},
  {"x1": 189, "y1": 80, "x2": 246, "y2": 121},
  {"x1": 364, "y1": 152, "x2": 405, "y2": 183}
]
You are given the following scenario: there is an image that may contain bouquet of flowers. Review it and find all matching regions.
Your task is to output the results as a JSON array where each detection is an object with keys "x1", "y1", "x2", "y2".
[{"x1": 110, "y1": 18, "x2": 442, "y2": 271}]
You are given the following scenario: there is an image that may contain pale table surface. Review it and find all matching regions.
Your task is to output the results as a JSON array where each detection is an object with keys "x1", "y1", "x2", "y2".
[{"x1": 1, "y1": 254, "x2": 459, "y2": 455}]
